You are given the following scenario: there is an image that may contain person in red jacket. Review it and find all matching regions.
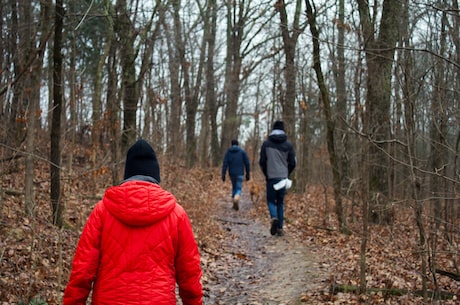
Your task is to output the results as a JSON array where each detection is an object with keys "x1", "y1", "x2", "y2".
[{"x1": 63, "y1": 139, "x2": 203, "y2": 305}]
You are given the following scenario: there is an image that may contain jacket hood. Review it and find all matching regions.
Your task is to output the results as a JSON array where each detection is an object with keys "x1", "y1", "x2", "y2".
[
  {"x1": 269, "y1": 130, "x2": 287, "y2": 143},
  {"x1": 102, "y1": 180, "x2": 176, "y2": 227},
  {"x1": 229, "y1": 145, "x2": 242, "y2": 153}
]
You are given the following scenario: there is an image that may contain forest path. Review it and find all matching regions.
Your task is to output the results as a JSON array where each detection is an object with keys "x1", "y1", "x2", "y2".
[{"x1": 201, "y1": 192, "x2": 329, "y2": 304}]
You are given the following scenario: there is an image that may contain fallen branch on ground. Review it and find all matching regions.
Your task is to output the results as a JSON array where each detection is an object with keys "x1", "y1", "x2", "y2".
[
  {"x1": 329, "y1": 283, "x2": 456, "y2": 300},
  {"x1": 436, "y1": 269, "x2": 460, "y2": 281}
]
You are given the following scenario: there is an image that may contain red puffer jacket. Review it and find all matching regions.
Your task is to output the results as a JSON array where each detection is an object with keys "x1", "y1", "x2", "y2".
[{"x1": 63, "y1": 180, "x2": 203, "y2": 305}]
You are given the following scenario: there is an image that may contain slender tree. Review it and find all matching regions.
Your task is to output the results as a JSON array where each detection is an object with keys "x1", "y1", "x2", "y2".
[
  {"x1": 333, "y1": 0, "x2": 351, "y2": 197},
  {"x1": 116, "y1": 0, "x2": 139, "y2": 152},
  {"x1": 275, "y1": 0, "x2": 303, "y2": 137},
  {"x1": 221, "y1": 0, "x2": 248, "y2": 157},
  {"x1": 202, "y1": 0, "x2": 220, "y2": 167},
  {"x1": 305, "y1": 0, "x2": 346, "y2": 232},
  {"x1": 106, "y1": 32, "x2": 121, "y2": 185},
  {"x1": 427, "y1": 8, "x2": 449, "y2": 298},
  {"x1": 20, "y1": 0, "x2": 49, "y2": 216},
  {"x1": 51, "y1": 0, "x2": 64, "y2": 227},
  {"x1": 396, "y1": 0, "x2": 428, "y2": 295},
  {"x1": 165, "y1": 0, "x2": 184, "y2": 159}
]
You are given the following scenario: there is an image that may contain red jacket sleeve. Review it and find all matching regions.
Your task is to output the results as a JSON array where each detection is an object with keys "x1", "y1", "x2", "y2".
[
  {"x1": 63, "y1": 202, "x2": 104, "y2": 305},
  {"x1": 174, "y1": 207, "x2": 203, "y2": 305}
]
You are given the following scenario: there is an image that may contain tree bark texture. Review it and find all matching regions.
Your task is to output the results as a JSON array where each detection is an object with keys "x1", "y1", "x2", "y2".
[
  {"x1": 51, "y1": 0, "x2": 64, "y2": 227},
  {"x1": 357, "y1": 0, "x2": 402, "y2": 224},
  {"x1": 116, "y1": 0, "x2": 139, "y2": 153},
  {"x1": 221, "y1": 0, "x2": 245, "y2": 157},
  {"x1": 276, "y1": 0, "x2": 302, "y2": 138}
]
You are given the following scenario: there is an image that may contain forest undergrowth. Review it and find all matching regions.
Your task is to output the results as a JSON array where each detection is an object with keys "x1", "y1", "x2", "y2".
[{"x1": 1, "y1": 155, "x2": 459, "y2": 304}]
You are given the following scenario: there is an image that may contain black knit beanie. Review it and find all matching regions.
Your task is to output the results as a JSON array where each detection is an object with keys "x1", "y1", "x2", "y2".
[
  {"x1": 273, "y1": 120, "x2": 285, "y2": 131},
  {"x1": 123, "y1": 139, "x2": 161, "y2": 182}
]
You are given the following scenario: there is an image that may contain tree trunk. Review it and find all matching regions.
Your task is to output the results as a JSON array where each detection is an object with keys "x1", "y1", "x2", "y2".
[
  {"x1": 51, "y1": 0, "x2": 64, "y2": 227},
  {"x1": 428, "y1": 10, "x2": 449, "y2": 297},
  {"x1": 9, "y1": 0, "x2": 24, "y2": 147},
  {"x1": 171, "y1": 0, "x2": 199, "y2": 168},
  {"x1": 67, "y1": 22, "x2": 77, "y2": 178},
  {"x1": 334, "y1": 0, "x2": 350, "y2": 199},
  {"x1": 25, "y1": 0, "x2": 50, "y2": 216},
  {"x1": 305, "y1": 0, "x2": 346, "y2": 232},
  {"x1": 22, "y1": 0, "x2": 35, "y2": 216},
  {"x1": 116, "y1": 0, "x2": 138, "y2": 153},
  {"x1": 359, "y1": 147, "x2": 370, "y2": 293},
  {"x1": 451, "y1": 0, "x2": 460, "y2": 253},
  {"x1": 276, "y1": 0, "x2": 302, "y2": 138},
  {"x1": 14, "y1": 0, "x2": 49, "y2": 217},
  {"x1": 105, "y1": 3, "x2": 120, "y2": 185},
  {"x1": 398, "y1": 0, "x2": 427, "y2": 295},
  {"x1": 221, "y1": 0, "x2": 246, "y2": 157},
  {"x1": 296, "y1": 77, "x2": 311, "y2": 193},
  {"x1": 356, "y1": 0, "x2": 402, "y2": 224},
  {"x1": 166, "y1": 0, "x2": 183, "y2": 159},
  {"x1": 107, "y1": 46, "x2": 120, "y2": 184},
  {"x1": 92, "y1": 20, "x2": 111, "y2": 149},
  {"x1": 204, "y1": 0, "x2": 220, "y2": 167}
]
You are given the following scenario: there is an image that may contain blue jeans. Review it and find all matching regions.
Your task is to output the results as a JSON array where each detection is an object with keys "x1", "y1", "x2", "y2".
[
  {"x1": 231, "y1": 175, "x2": 244, "y2": 198},
  {"x1": 266, "y1": 179, "x2": 286, "y2": 229}
]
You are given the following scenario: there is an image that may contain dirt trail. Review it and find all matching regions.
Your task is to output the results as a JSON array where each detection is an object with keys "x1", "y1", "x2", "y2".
[{"x1": 202, "y1": 193, "x2": 328, "y2": 305}]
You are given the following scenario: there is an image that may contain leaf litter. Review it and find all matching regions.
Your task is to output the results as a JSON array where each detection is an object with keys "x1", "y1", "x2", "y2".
[{"x1": 1, "y1": 161, "x2": 460, "y2": 304}]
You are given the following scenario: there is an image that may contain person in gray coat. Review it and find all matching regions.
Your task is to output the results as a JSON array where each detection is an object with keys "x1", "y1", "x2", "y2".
[{"x1": 259, "y1": 121, "x2": 296, "y2": 236}]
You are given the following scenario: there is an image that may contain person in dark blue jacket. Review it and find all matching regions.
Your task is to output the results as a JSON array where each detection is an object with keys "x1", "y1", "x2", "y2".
[
  {"x1": 259, "y1": 121, "x2": 296, "y2": 236},
  {"x1": 222, "y1": 139, "x2": 250, "y2": 210}
]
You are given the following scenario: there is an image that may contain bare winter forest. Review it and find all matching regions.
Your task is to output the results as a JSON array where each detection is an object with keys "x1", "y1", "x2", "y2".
[{"x1": 1, "y1": 0, "x2": 460, "y2": 304}]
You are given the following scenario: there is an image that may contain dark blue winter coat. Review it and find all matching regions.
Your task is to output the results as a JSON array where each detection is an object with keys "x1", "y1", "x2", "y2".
[{"x1": 222, "y1": 145, "x2": 250, "y2": 179}]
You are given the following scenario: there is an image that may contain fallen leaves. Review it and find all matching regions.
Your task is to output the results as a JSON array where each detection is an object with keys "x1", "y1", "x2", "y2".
[{"x1": 1, "y1": 158, "x2": 460, "y2": 304}]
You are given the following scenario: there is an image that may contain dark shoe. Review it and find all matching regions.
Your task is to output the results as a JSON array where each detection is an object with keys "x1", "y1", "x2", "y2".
[
  {"x1": 277, "y1": 228, "x2": 284, "y2": 236},
  {"x1": 270, "y1": 218, "x2": 279, "y2": 236},
  {"x1": 233, "y1": 194, "x2": 240, "y2": 211}
]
